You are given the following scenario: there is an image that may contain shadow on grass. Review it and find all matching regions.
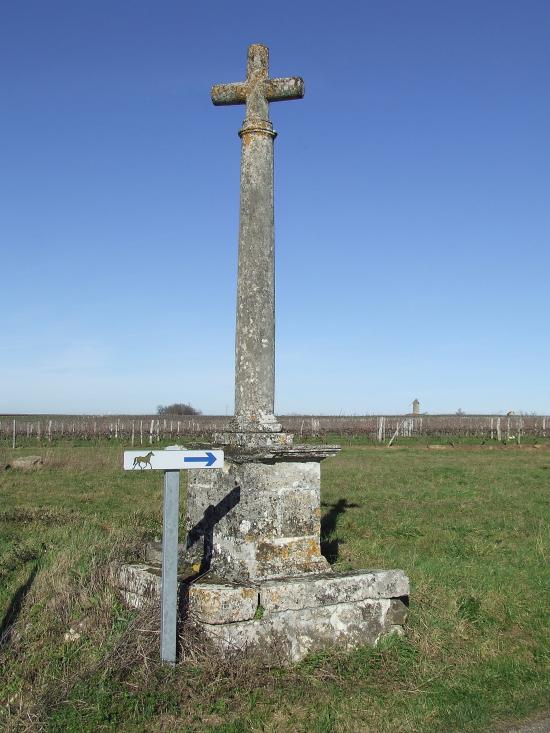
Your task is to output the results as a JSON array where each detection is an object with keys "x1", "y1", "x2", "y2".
[
  {"x1": 320, "y1": 498, "x2": 359, "y2": 564},
  {"x1": 0, "y1": 562, "x2": 38, "y2": 645}
]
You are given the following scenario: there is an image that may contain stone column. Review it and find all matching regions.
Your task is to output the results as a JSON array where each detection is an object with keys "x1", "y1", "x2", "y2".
[
  {"x1": 211, "y1": 43, "x2": 304, "y2": 436},
  {"x1": 234, "y1": 117, "x2": 280, "y2": 432}
]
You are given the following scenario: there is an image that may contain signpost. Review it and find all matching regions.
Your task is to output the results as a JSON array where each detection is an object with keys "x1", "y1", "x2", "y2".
[
  {"x1": 123, "y1": 449, "x2": 224, "y2": 471},
  {"x1": 124, "y1": 447, "x2": 224, "y2": 664}
]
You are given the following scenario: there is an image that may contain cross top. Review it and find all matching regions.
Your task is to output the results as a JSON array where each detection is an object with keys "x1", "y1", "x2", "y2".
[{"x1": 211, "y1": 44, "x2": 304, "y2": 129}]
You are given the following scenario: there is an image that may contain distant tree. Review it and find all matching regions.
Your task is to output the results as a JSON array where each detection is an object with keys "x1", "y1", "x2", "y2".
[
  {"x1": 157, "y1": 403, "x2": 201, "y2": 416},
  {"x1": 455, "y1": 408, "x2": 466, "y2": 416}
]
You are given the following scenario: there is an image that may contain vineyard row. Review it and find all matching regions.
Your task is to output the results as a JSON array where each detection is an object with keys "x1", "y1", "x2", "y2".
[{"x1": 1, "y1": 414, "x2": 548, "y2": 447}]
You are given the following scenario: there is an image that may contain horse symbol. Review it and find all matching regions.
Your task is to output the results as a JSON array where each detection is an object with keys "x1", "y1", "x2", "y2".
[{"x1": 133, "y1": 451, "x2": 154, "y2": 470}]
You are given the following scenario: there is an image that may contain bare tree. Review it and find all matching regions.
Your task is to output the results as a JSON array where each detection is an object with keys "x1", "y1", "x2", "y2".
[{"x1": 157, "y1": 403, "x2": 201, "y2": 416}]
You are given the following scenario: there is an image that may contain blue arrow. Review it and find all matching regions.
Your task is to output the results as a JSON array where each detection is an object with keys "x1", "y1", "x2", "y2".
[{"x1": 183, "y1": 451, "x2": 217, "y2": 467}]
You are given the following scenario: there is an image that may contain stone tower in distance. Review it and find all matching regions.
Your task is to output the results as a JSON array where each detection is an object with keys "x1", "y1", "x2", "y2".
[{"x1": 412, "y1": 399, "x2": 420, "y2": 415}]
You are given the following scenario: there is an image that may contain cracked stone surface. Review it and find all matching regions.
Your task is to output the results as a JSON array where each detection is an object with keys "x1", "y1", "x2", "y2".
[
  {"x1": 186, "y1": 460, "x2": 332, "y2": 581},
  {"x1": 199, "y1": 598, "x2": 400, "y2": 663},
  {"x1": 117, "y1": 564, "x2": 409, "y2": 663},
  {"x1": 186, "y1": 570, "x2": 409, "y2": 624}
]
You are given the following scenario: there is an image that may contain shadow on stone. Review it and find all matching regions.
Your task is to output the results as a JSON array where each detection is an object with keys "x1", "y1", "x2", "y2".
[
  {"x1": 0, "y1": 563, "x2": 38, "y2": 645},
  {"x1": 179, "y1": 484, "x2": 242, "y2": 636},
  {"x1": 186, "y1": 484, "x2": 241, "y2": 575},
  {"x1": 320, "y1": 498, "x2": 360, "y2": 564}
]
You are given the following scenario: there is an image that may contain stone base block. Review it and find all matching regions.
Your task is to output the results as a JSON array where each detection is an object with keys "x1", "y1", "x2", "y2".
[
  {"x1": 186, "y1": 456, "x2": 339, "y2": 581},
  {"x1": 117, "y1": 565, "x2": 409, "y2": 663},
  {"x1": 199, "y1": 596, "x2": 405, "y2": 663},
  {"x1": 117, "y1": 563, "x2": 161, "y2": 608}
]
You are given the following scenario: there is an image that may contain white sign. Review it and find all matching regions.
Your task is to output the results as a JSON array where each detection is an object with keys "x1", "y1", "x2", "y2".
[{"x1": 123, "y1": 449, "x2": 224, "y2": 471}]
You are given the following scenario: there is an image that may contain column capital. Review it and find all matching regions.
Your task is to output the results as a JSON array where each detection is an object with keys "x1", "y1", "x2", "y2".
[{"x1": 238, "y1": 118, "x2": 277, "y2": 139}]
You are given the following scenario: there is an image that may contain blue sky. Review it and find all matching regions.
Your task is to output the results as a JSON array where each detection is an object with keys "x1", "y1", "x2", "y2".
[{"x1": 1, "y1": 0, "x2": 549, "y2": 415}]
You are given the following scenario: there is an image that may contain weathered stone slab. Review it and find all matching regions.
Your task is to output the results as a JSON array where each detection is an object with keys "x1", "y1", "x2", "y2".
[
  {"x1": 185, "y1": 570, "x2": 409, "y2": 623},
  {"x1": 116, "y1": 563, "x2": 410, "y2": 662},
  {"x1": 117, "y1": 565, "x2": 409, "y2": 617},
  {"x1": 198, "y1": 597, "x2": 399, "y2": 663},
  {"x1": 217, "y1": 444, "x2": 341, "y2": 462},
  {"x1": 118, "y1": 563, "x2": 161, "y2": 603},
  {"x1": 187, "y1": 582, "x2": 258, "y2": 624},
  {"x1": 214, "y1": 432, "x2": 294, "y2": 449},
  {"x1": 258, "y1": 569, "x2": 409, "y2": 614}
]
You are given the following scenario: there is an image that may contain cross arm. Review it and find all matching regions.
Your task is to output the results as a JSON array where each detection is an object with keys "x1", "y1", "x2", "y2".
[
  {"x1": 211, "y1": 82, "x2": 248, "y2": 106},
  {"x1": 263, "y1": 76, "x2": 304, "y2": 102}
]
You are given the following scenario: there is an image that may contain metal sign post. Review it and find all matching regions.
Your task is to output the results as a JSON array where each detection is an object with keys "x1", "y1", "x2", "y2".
[
  {"x1": 124, "y1": 447, "x2": 224, "y2": 665},
  {"x1": 160, "y1": 469, "x2": 179, "y2": 665}
]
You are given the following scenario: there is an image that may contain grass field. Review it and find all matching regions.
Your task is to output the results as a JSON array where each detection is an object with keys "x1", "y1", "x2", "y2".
[{"x1": 1, "y1": 440, "x2": 549, "y2": 732}]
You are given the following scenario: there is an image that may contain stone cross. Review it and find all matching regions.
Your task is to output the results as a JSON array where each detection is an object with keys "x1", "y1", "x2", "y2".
[
  {"x1": 118, "y1": 44, "x2": 410, "y2": 665},
  {"x1": 212, "y1": 44, "x2": 304, "y2": 434}
]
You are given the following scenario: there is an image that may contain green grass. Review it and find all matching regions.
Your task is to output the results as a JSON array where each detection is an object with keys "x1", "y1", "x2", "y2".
[{"x1": 1, "y1": 441, "x2": 549, "y2": 732}]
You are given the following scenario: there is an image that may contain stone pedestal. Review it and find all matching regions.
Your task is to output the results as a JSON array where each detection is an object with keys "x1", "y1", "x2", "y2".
[
  {"x1": 185, "y1": 446, "x2": 339, "y2": 581},
  {"x1": 117, "y1": 443, "x2": 410, "y2": 663}
]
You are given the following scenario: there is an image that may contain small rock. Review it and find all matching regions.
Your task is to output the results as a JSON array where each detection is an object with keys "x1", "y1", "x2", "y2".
[
  {"x1": 64, "y1": 628, "x2": 81, "y2": 642},
  {"x1": 10, "y1": 456, "x2": 43, "y2": 470}
]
